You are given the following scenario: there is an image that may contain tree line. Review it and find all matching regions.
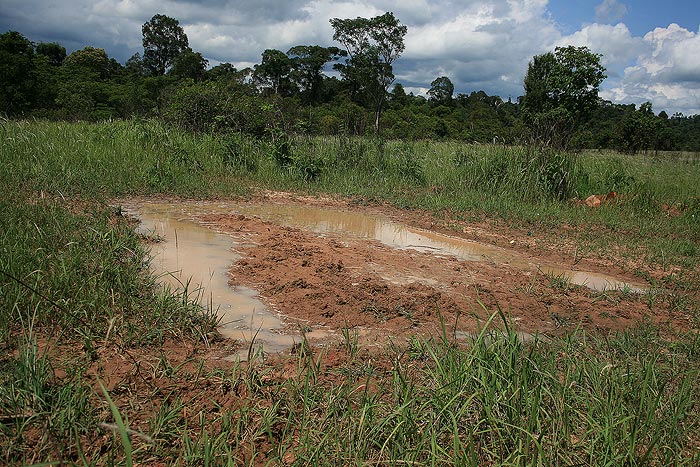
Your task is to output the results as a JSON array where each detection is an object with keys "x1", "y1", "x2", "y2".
[{"x1": 1, "y1": 13, "x2": 699, "y2": 152}]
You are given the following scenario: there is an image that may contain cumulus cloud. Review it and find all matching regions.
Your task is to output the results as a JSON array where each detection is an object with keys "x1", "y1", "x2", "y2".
[
  {"x1": 557, "y1": 23, "x2": 642, "y2": 67},
  {"x1": 398, "y1": 0, "x2": 559, "y2": 97},
  {"x1": 595, "y1": 0, "x2": 627, "y2": 24},
  {"x1": 602, "y1": 24, "x2": 700, "y2": 115}
]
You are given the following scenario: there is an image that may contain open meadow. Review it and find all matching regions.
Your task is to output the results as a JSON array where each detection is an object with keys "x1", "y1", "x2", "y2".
[{"x1": 1, "y1": 119, "x2": 699, "y2": 466}]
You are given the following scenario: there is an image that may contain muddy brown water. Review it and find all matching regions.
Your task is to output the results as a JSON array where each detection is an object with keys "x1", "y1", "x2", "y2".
[
  {"x1": 228, "y1": 203, "x2": 645, "y2": 292},
  {"x1": 122, "y1": 200, "x2": 646, "y2": 354},
  {"x1": 121, "y1": 204, "x2": 307, "y2": 359}
]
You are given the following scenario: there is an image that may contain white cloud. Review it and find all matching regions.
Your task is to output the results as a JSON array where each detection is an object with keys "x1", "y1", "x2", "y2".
[
  {"x1": 602, "y1": 23, "x2": 700, "y2": 115},
  {"x1": 556, "y1": 22, "x2": 644, "y2": 70},
  {"x1": 181, "y1": 0, "x2": 563, "y2": 99},
  {"x1": 595, "y1": 0, "x2": 628, "y2": 24},
  {"x1": 185, "y1": 1, "x2": 367, "y2": 64},
  {"x1": 398, "y1": 0, "x2": 559, "y2": 97}
]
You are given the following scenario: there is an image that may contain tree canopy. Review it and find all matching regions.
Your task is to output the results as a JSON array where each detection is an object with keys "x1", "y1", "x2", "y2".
[
  {"x1": 36, "y1": 42, "x2": 66, "y2": 67},
  {"x1": 64, "y1": 47, "x2": 113, "y2": 79},
  {"x1": 428, "y1": 76, "x2": 454, "y2": 105},
  {"x1": 0, "y1": 31, "x2": 38, "y2": 114},
  {"x1": 142, "y1": 14, "x2": 189, "y2": 76},
  {"x1": 521, "y1": 45, "x2": 607, "y2": 147},
  {"x1": 331, "y1": 12, "x2": 407, "y2": 132},
  {"x1": 287, "y1": 45, "x2": 346, "y2": 104},
  {"x1": 522, "y1": 46, "x2": 606, "y2": 116},
  {"x1": 253, "y1": 49, "x2": 295, "y2": 96},
  {"x1": 170, "y1": 48, "x2": 208, "y2": 82},
  {"x1": 3, "y1": 17, "x2": 700, "y2": 152}
]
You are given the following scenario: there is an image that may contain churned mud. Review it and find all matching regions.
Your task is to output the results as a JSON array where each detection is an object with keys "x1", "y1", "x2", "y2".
[{"x1": 120, "y1": 193, "x2": 695, "y2": 355}]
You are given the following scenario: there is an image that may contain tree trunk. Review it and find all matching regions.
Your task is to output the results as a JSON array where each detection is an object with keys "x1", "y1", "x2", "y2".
[{"x1": 374, "y1": 94, "x2": 385, "y2": 134}]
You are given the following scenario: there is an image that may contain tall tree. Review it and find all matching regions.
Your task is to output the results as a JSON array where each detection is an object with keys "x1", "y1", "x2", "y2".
[
  {"x1": 64, "y1": 46, "x2": 112, "y2": 79},
  {"x1": 125, "y1": 52, "x2": 148, "y2": 76},
  {"x1": 618, "y1": 102, "x2": 662, "y2": 153},
  {"x1": 523, "y1": 46, "x2": 606, "y2": 115},
  {"x1": 206, "y1": 63, "x2": 257, "y2": 94},
  {"x1": 57, "y1": 47, "x2": 122, "y2": 119},
  {"x1": 428, "y1": 76, "x2": 454, "y2": 105},
  {"x1": 287, "y1": 45, "x2": 346, "y2": 104},
  {"x1": 253, "y1": 49, "x2": 295, "y2": 96},
  {"x1": 142, "y1": 14, "x2": 189, "y2": 76},
  {"x1": 389, "y1": 83, "x2": 408, "y2": 108},
  {"x1": 0, "y1": 31, "x2": 37, "y2": 115},
  {"x1": 36, "y1": 42, "x2": 66, "y2": 67},
  {"x1": 330, "y1": 12, "x2": 407, "y2": 132},
  {"x1": 207, "y1": 63, "x2": 238, "y2": 81},
  {"x1": 521, "y1": 45, "x2": 606, "y2": 147},
  {"x1": 170, "y1": 48, "x2": 208, "y2": 82}
]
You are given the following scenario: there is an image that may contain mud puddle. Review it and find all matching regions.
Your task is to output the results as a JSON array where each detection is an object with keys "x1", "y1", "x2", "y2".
[
  {"x1": 118, "y1": 198, "x2": 659, "y2": 351},
  {"x1": 121, "y1": 203, "x2": 310, "y2": 359},
  {"x1": 160, "y1": 200, "x2": 644, "y2": 292}
]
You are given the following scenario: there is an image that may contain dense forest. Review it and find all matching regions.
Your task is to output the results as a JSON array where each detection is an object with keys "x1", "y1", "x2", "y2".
[{"x1": 2, "y1": 13, "x2": 699, "y2": 152}]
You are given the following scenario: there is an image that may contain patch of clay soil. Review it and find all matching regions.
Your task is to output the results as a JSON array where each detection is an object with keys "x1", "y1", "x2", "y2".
[{"x1": 190, "y1": 192, "x2": 696, "y2": 342}]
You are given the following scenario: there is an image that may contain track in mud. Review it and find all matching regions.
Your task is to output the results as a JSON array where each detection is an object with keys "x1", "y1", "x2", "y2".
[{"x1": 121, "y1": 196, "x2": 687, "y2": 356}]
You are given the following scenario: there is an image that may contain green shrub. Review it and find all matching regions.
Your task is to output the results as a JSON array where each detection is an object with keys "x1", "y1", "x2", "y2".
[
  {"x1": 269, "y1": 132, "x2": 294, "y2": 167},
  {"x1": 535, "y1": 150, "x2": 578, "y2": 200}
]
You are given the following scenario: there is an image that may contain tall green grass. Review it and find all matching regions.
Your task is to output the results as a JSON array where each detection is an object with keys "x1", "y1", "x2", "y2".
[
  {"x1": 0, "y1": 191, "x2": 218, "y2": 464},
  {"x1": 4, "y1": 120, "x2": 699, "y2": 211},
  {"x1": 0, "y1": 119, "x2": 246, "y2": 198},
  {"x1": 4, "y1": 119, "x2": 696, "y2": 271},
  {"x1": 16, "y1": 317, "x2": 693, "y2": 466},
  {"x1": 0, "y1": 193, "x2": 218, "y2": 347}
]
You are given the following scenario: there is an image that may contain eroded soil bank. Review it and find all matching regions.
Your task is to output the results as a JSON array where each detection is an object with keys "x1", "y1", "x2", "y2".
[{"x1": 122, "y1": 192, "x2": 695, "y2": 352}]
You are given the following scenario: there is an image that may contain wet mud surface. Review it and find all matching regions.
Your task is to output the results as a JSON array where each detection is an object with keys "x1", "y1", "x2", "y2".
[{"x1": 121, "y1": 193, "x2": 695, "y2": 353}]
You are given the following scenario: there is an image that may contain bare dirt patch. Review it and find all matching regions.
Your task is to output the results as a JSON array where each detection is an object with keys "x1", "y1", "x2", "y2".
[{"x1": 184, "y1": 192, "x2": 696, "y2": 343}]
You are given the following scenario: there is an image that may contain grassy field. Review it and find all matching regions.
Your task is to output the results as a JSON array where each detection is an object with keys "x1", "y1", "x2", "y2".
[
  {"x1": 1, "y1": 119, "x2": 699, "y2": 465},
  {"x1": 3, "y1": 119, "x2": 698, "y2": 267}
]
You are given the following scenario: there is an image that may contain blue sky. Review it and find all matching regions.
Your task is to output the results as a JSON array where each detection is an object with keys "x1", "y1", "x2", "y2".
[
  {"x1": 1, "y1": 0, "x2": 699, "y2": 114},
  {"x1": 548, "y1": 0, "x2": 699, "y2": 36}
]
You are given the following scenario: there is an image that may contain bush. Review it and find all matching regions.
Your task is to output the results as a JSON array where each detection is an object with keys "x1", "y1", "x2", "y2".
[
  {"x1": 293, "y1": 151, "x2": 323, "y2": 182},
  {"x1": 162, "y1": 81, "x2": 275, "y2": 136},
  {"x1": 268, "y1": 134, "x2": 324, "y2": 182},
  {"x1": 455, "y1": 147, "x2": 581, "y2": 201},
  {"x1": 535, "y1": 150, "x2": 577, "y2": 200},
  {"x1": 269, "y1": 132, "x2": 294, "y2": 167}
]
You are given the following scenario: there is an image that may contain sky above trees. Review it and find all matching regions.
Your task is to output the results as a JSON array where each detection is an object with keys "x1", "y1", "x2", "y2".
[{"x1": 1, "y1": 0, "x2": 698, "y2": 115}]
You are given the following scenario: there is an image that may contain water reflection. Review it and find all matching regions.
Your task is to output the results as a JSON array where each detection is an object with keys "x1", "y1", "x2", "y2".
[
  {"x1": 229, "y1": 203, "x2": 645, "y2": 292},
  {"x1": 122, "y1": 203, "x2": 300, "y2": 359},
  {"x1": 122, "y1": 196, "x2": 646, "y2": 355}
]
